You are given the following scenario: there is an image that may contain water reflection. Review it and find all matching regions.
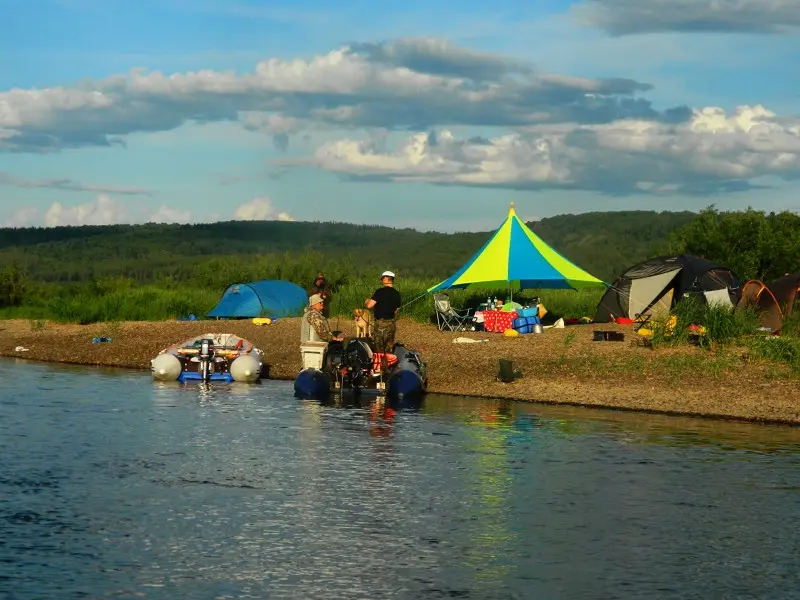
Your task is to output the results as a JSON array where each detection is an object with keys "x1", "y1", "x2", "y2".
[
  {"x1": 3, "y1": 359, "x2": 800, "y2": 599},
  {"x1": 423, "y1": 394, "x2": 800, "y2": 456},
  {"x1": 459, "y1": 402, "x2": 517, "y2": 590}
]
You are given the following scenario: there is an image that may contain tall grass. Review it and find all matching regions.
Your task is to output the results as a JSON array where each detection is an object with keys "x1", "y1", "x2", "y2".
[
  {"x1": 48, "y1": 286, "x2": 220, "y2": 324},
  {"x1": 9, "y1": 280, "x2": 220, "y2": 324},
  {"x1": 0, "y1": 274, "x2": 606, "y2": 325},
  {"x1": 642, "y1": 296, "x2": 799, "y2": 374},
  {"x1": 781, "y1": 310, "x2": 800, "y2": 338},
  {"x1": 649, "y1": 296, "x2": 760, "y2": 348},
  {"x1": 746, "y1": 336, "x2": 800, "y2": 373}
]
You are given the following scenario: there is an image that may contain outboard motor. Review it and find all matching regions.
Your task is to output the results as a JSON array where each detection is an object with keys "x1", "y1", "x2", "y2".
[
  {"x1": 345, "y1": 339, "x2": 371, "y2": 370},
  {"x1": 323, "y1": 340, "x2": 345, "y2": 371},
  {"x1": 198, "y1": 337, "x2": 215, "y2": 382},
  {"x1": 341, "y1": 339, "x2": 373, "y2": 388}
]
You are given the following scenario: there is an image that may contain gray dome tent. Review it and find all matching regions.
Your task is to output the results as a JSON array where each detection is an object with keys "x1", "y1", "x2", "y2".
[{"x1": 593, "y1": 255, "x2": 741, "y2": 323}]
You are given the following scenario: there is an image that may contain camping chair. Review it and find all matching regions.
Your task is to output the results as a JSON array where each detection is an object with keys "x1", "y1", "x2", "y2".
[{"x1": 433, "y1": 293, "x2": 474, "y2": 332}]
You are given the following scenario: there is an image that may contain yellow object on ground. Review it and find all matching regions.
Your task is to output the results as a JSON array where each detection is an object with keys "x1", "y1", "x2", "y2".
[
  {"x1": 503, "y1": 328, "x2": 520, "y2": 337},
  {"x1": 665, "y1": 315, "x2": 677, "y2": 334},
  {"x1": 252, "y1": 318, "x2": 273, "y2": 326},
  {"x1": 637, "y1": 315, "x2": 677, "y2": 338}
]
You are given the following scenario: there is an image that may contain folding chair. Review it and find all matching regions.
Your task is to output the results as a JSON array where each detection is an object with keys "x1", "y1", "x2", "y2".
[{"x1": 433, "y1": 293, "x2": 474, "y2": 331}]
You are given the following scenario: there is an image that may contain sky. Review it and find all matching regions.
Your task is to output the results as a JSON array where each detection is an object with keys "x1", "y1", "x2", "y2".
[{"x1": 1, "y1": 0, "x2": 799, "y2": 232}]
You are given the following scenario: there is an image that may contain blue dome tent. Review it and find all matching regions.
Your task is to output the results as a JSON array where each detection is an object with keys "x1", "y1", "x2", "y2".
[{"x1": 207, "y1": 280, "x2": 308, "y2": 319}]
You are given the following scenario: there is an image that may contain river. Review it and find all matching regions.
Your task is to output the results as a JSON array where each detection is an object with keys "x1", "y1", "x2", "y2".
[{"x1": 1, "y1": 358, "x2": 799, "y2": 599}]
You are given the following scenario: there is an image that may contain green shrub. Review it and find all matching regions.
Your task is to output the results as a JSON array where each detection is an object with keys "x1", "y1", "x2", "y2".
[
  {"x1": 0, "y1": 265, "x2": 28, "y2": 307},
  {"x1": 649, "y1": 296, "x2": 759, "y2": 348}
]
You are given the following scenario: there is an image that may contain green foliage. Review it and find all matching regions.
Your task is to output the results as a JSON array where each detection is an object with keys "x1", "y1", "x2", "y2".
[
  {"x1": 44, "y1": 285, "x2": 220, "y2": 324},
  {"x1": 0, "y1": 265, "x2": 28, "y2": 307},
  {"x1": 649, "y1": 297, "x2": 760, "y2": 349},
  {"x1": 670, "y1": 206, "x2": 800, "y2": 281},
  {"x1": 781, "y1": 311, "x2": 800, "y2": 338},
  {"x1": 190, "y1": 251, "x2": 354, "y2": 291}
]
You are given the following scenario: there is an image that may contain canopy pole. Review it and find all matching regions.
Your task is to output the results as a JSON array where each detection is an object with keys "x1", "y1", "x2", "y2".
[{"x1": 509, "y1": 199, "x2": 514, "y2": 305}]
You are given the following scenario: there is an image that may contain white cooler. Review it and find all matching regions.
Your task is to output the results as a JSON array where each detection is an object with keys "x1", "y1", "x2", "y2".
[{"x1": 300, "y1": 341, "x2": 328, "y2": 370}]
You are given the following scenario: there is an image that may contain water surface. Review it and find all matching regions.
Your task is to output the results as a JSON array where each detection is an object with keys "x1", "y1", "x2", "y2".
[{"x1": 1, "y1": 358, "x2": 799, "y2": 599}]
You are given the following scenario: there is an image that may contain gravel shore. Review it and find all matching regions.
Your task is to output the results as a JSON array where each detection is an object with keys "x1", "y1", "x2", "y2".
[{"x1": 1, "y1": 318, "x2": 798, "y2": 425}]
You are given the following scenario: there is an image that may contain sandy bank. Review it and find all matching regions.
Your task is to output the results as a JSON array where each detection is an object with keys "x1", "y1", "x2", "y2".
[{"x1": 1, "y1": 318, "x2": 798, "y2": 425}]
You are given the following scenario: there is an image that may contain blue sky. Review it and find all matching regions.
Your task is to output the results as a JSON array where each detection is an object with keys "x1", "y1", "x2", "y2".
[{"x1": 1, "y1": 0, "x2": 798, "y2": 231}]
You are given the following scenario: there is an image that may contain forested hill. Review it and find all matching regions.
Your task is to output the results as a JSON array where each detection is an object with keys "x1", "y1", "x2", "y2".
[{"x1": 0, "y1": 210, "x2": 697, "y2": 283}]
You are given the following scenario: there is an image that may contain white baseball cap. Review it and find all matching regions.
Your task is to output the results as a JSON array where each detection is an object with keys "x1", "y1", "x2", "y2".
[{"x1": 381, "y1": 270, "x2": 395, "y2": 278}]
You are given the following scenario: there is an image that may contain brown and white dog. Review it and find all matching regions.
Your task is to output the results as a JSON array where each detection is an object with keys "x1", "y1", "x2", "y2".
[{"x1": 353, "y1": 308, "x2": 372, "y2": 338}]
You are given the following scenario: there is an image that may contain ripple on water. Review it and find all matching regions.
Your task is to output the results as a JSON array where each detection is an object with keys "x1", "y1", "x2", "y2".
[{"x1": 1, "y1": 359, "x2": 799, "y2": 599}]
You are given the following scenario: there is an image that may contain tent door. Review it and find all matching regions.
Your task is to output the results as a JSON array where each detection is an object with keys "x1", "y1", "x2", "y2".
[
  {"x1": 627, "y1": 269, "x2": 680, "y2": 319},
  {"x1": 703, "y1": 288, "x2": 734, "y2": 309}
]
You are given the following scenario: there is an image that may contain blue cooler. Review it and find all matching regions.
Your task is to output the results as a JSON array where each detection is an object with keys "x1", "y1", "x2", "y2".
[
  {"x1": 517, "y1": 306, "x2": 539, "y2": 318},
  {"x1": 512, "y1": 315, "x2": 541, "y2": 333}
]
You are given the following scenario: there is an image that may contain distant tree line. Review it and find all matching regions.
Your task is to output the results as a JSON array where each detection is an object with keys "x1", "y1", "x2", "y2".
[
  {"x1": 0, "y1": 211, "x2": 697, "y2": 286},
  {"x1": 0, "y1": 208, "x2": 797, "y2": 310}
]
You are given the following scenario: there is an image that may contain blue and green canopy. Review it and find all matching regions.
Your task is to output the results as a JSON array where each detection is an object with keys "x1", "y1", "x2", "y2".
[{"x1": 428, "y1": 203, "x2": 606, "y2": 292}]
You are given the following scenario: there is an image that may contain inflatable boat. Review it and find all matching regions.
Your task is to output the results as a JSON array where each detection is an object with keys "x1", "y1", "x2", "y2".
[
  {"x1": 294, "y1": 338, "x2": 428, "y2": 401},
  {"x1": 151, "y1": 333, "x2": 264, "y2": 383}
]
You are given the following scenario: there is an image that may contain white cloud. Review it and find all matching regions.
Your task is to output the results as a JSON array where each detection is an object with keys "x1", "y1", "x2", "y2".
[
  {"x1": 0, "y1": 38, "x2": 666, "y2": 153},
  {"x1": 43, "y1": 194, "x2": 128, "y2": 227},
  {"x1": 1, "y1": 196, "x2": 195, "y2": 228},
  {"x1": 1, "y1": 37, "x2": 797, "y2": 198},
  {"x1": 2, "y1": 207, "x2": 39, "y2": 228},
  {"x1": 287, "y1": 105, "x2": 800, "y2": 194},
  {"x1": 148, "y1": 205, "x2": 192, "y2": 223},
  {"x1": 573, "y1": 0, "x2": 800, "y2": 35},
  {"x1": 232, "y1": 197, "x2": 294, "y2": 221}
]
